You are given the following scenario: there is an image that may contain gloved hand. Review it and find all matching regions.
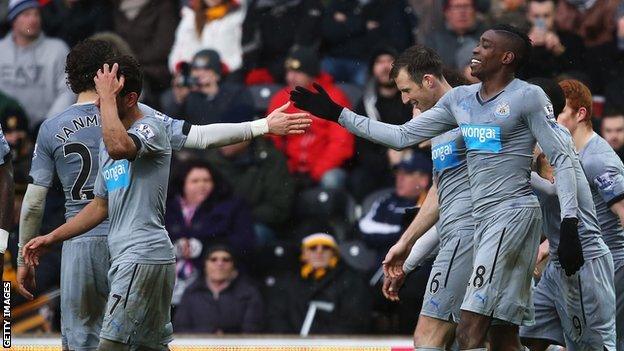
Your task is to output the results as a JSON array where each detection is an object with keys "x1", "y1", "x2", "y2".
[
  {"x1": 558, "y1": 217, "x2": 584, "y2": 276},
  {"x1": 289, "y1": 83, "x2": 344, "y2": 122}
]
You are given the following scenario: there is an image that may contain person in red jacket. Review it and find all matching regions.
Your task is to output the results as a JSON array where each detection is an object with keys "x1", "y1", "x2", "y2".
[{"x1": 268, "y1": 47, "x2": 354, "y2": 190}]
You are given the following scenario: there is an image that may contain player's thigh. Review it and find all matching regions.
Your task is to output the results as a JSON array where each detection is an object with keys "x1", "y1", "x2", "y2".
[
  {"x1": 558, "y1": 254, "x2": 616, "y2": 351},
  {"x1": 101, "y1": 263, "x2": 175, "y2": 350},
  {"x1": 519, "y1": 263, "x2": 565, "y2": 348},
  {"x1": 421, "y1": 228, "x2": 473, "y2": 324},
  {"x1": 462, "y1": 207, "x2": 541, "y2": 325},
  {"x1": 61, "y1": 237, "x2": 110, "y2": 350}
]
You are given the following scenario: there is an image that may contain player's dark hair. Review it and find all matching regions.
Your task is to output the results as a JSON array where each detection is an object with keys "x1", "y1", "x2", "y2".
[
  {"x1": 65, "y1": 39, "x2": 117, "y2": 94},
  {"x1": 104, "y1": 55, "x2": 143, "y2": 97},
  {"x1": 442, "y1": 67, "x2": 470, "y2": 87},
  {"x1": 490, "y1": 23, "x2": 533, "y2": 70},
  {"x1": 390, "y1": 45, "x2": 444, "y2": 85}
]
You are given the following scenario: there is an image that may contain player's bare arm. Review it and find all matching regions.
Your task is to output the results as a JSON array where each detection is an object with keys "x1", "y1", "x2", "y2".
[
  {"x1": 23, "y1": 196, "x2": 108, "y2": 266},
  {"x1": 95, "y1": 63, "x2": 138, "y2": 160},
  {"x1": 383, "y1": 184, "x2": 440, "y2": 278}
]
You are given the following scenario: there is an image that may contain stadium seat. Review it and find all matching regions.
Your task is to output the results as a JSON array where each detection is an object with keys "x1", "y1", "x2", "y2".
[{"x1": 248, "y1": 84, "x2": 283, "y2": 114}]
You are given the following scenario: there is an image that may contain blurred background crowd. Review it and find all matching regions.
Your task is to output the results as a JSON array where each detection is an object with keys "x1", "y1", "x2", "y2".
[{"x1": 2, "y1": 0, "x2": 624, "y2": 336}]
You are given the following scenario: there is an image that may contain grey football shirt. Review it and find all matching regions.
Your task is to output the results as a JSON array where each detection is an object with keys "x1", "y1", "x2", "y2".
[
  {"x1": 29, "y1": 102, "x2": 188, "y2": 238},
  {"x1": 579, "y1": 133, "x2": 624, "y2": 266},
  {"x1": 94, "y1": 114, "x2": 174, "y2": 265},
  {"x1": 431, "y1": 128, "x2": 474, "y2": 239},
  {"x1": 339, "y1": 79, "x2": 578, "y2": 220},
  {"x1": 531, "y1": 133, "x2": 609, "y2": 261}
]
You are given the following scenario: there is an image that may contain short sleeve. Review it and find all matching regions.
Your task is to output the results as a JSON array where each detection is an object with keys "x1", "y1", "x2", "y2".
[
  {"x1": 94, "y1": 146, "x2": 108, "y2": 199},
  {"x1": 29, "y1": 122, "x2": 54, "y2": 187},
  {"x1": 128, "y1": 119, "x2": 168, "y2": 159},
  {"x1": 585, "y1": 156, "x2": 624, "y2": 206}
]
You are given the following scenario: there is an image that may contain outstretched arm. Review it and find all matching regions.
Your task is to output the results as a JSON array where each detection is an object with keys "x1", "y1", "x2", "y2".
[
  {"x1": 291, "y1": 83, "x2": 458, "y2": 150},
  {"x1": 183, "y1": 102, "x2": 311, "y2": 149}
]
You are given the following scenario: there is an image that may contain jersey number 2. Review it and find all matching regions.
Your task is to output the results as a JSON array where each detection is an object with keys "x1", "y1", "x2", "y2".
[{"x1": 63, "y1": 143, "x2": 94, "y2": 201}]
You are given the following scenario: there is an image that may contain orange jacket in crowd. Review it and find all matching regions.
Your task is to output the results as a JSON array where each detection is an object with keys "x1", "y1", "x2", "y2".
[{"x1": 267, "y1": 73, "x2": 355, "y2": 182}]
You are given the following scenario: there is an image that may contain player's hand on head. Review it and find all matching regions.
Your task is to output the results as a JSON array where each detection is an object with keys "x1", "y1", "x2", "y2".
[
  {"x1": 289, "y1": 83, "x2": 344, "y2": 122},
  {"x1": 266, "y1": 102, "x2": 312, "y2": 136},
  {"x1": 16, "y1": 265, "x2": 36, "y2": 300},
  {"x1": 94, "y1": 63, "x2": 126, "y2": 100},
  {"x1": 558, "y1": 218, "x2": 585, "y2": 276}
]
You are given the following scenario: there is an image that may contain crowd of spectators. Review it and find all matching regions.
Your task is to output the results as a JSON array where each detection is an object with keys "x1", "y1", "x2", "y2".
[{"x1": 3, "y1": 0, "x2": 624, "y2": 336}]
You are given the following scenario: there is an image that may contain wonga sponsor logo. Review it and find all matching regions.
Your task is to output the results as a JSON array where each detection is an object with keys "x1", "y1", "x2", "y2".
[
  {"x1": 460, "y1": 124, "x2": 501, "y2": 153},
  {"x1": 103, "y1": 160, "x2": 130, "y2": 191},
  {"x1": 431, "y1": 141, "x2": 461, "y2": 171}
]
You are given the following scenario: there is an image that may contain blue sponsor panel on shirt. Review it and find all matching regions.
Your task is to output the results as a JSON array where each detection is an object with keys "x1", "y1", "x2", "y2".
[
  {"x1": 103, "y1": 160, "x2": 130, "y2": 191},
  {"x1": 460, "y1": 124, "x2": 502, "y2": 153},
  {"x1": 432, "y1": 141, "x2": 462, "y2": 171}
]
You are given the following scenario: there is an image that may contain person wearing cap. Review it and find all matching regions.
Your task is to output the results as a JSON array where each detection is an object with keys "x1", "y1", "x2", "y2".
[
  {"x1": 358, "y1": 151, "x2": 432, "y2": 264},
  {"x1": 173, "y1": 244, "x2": 264, "y2": 334},
  {"x1": 163, "y1": 49, "x2": 255, "y2": 126},
  {"x1": 268, "y1": 47, "x2": 354, "y2": 190},
  {"x1": 265, "y1": 233, "x2": 372, "y2": 334},
  {"x1": 349, "y1": 47, "x2": 413, "y2": 201},
  {"x1": 0, "y1": 0, "x2": 75, "y2": 127}
]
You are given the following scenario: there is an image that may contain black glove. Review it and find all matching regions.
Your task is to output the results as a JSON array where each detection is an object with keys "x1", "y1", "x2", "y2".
[
  {"x1": 289, "y1": 83, "x2": 344, "y2": 122},
  {"x1": 558, "y1": 217, "x2": 584, "y2": 276}
]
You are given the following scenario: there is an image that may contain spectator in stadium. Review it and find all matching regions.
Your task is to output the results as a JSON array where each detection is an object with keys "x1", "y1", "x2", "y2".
[
  {"x1": 0, "y1": 107, "x2": 31, "y2": 189},
  {"x1": 266, "y1": 233, "x2": 372, "y2": 334},
  {"x1": 555, "y1": 0, "x2": 618, "y2": 93},
  {"x1": 174, "y1": 244, "x2": 264, "y2": 333},
  {"x1": 319, "y1": 0, "x2": 372, "y2": 86},
  {"x1": 161, "y1": 49, "x2": 255, "y2": 125},
  {"x1": 488, "y1": 0, "x2": 529, "y2": 28},
  {"x1": 0, "y1": 0, "x2": 75, "y2": 127},
  {"x1": 241, "y1": 0, "x2": 322, "y2": 85},
  {"x1": 349, "y1": 47, "x2": 413, "y2": 201},
  {"x1": 601, "y1": 107, "x2": 624, "y2": 161},
  {"x1": 165, "y1": 160, "x2": 256, "y2": 270},
  {"x1": 362, "y1": 0, "x2": 419, "y2": 54},
  {"x1": 268, "y1": 47, "x2": 354, "y2": 190},
  {"x1": 205, "y1": 136, "x2": 295, "y2": 246},
  {"x1": 358, "y1": 151, "x2": 432, "y2": 264},
  {"x1": 40, "y1": 0, "x2": 112, "y2": 47},
  {"x1": 168, "y1": 0, "x2": 246, "y2": 80},
  {"x1": 111, "y1": 0, "x2": 179, "y2": 108},
  {"x1": 424, "y1": 0, "x2": 486, "y2": 70},
  {"x1": 520, "y1": 0, "x2": 584, "y2": 79}
]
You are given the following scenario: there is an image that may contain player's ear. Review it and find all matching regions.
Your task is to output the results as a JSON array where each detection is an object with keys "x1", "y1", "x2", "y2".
[
  {"x1": 501, "y1": 51, "x2": 515, "y2": 66},
  {"x1": 577, "y1": 106, "x2": 589, "y2": 124},
  {"x1": 124, "y1": 92, "x2": 139, "y2": 108},
  {"x1": 422, "y1": 75, "x2": 433, "y2": 89}
]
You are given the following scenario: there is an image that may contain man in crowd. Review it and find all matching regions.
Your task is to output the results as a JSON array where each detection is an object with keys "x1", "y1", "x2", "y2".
[{"x1": 0, "y1": 0, "x2": 74, "y2": 126}]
